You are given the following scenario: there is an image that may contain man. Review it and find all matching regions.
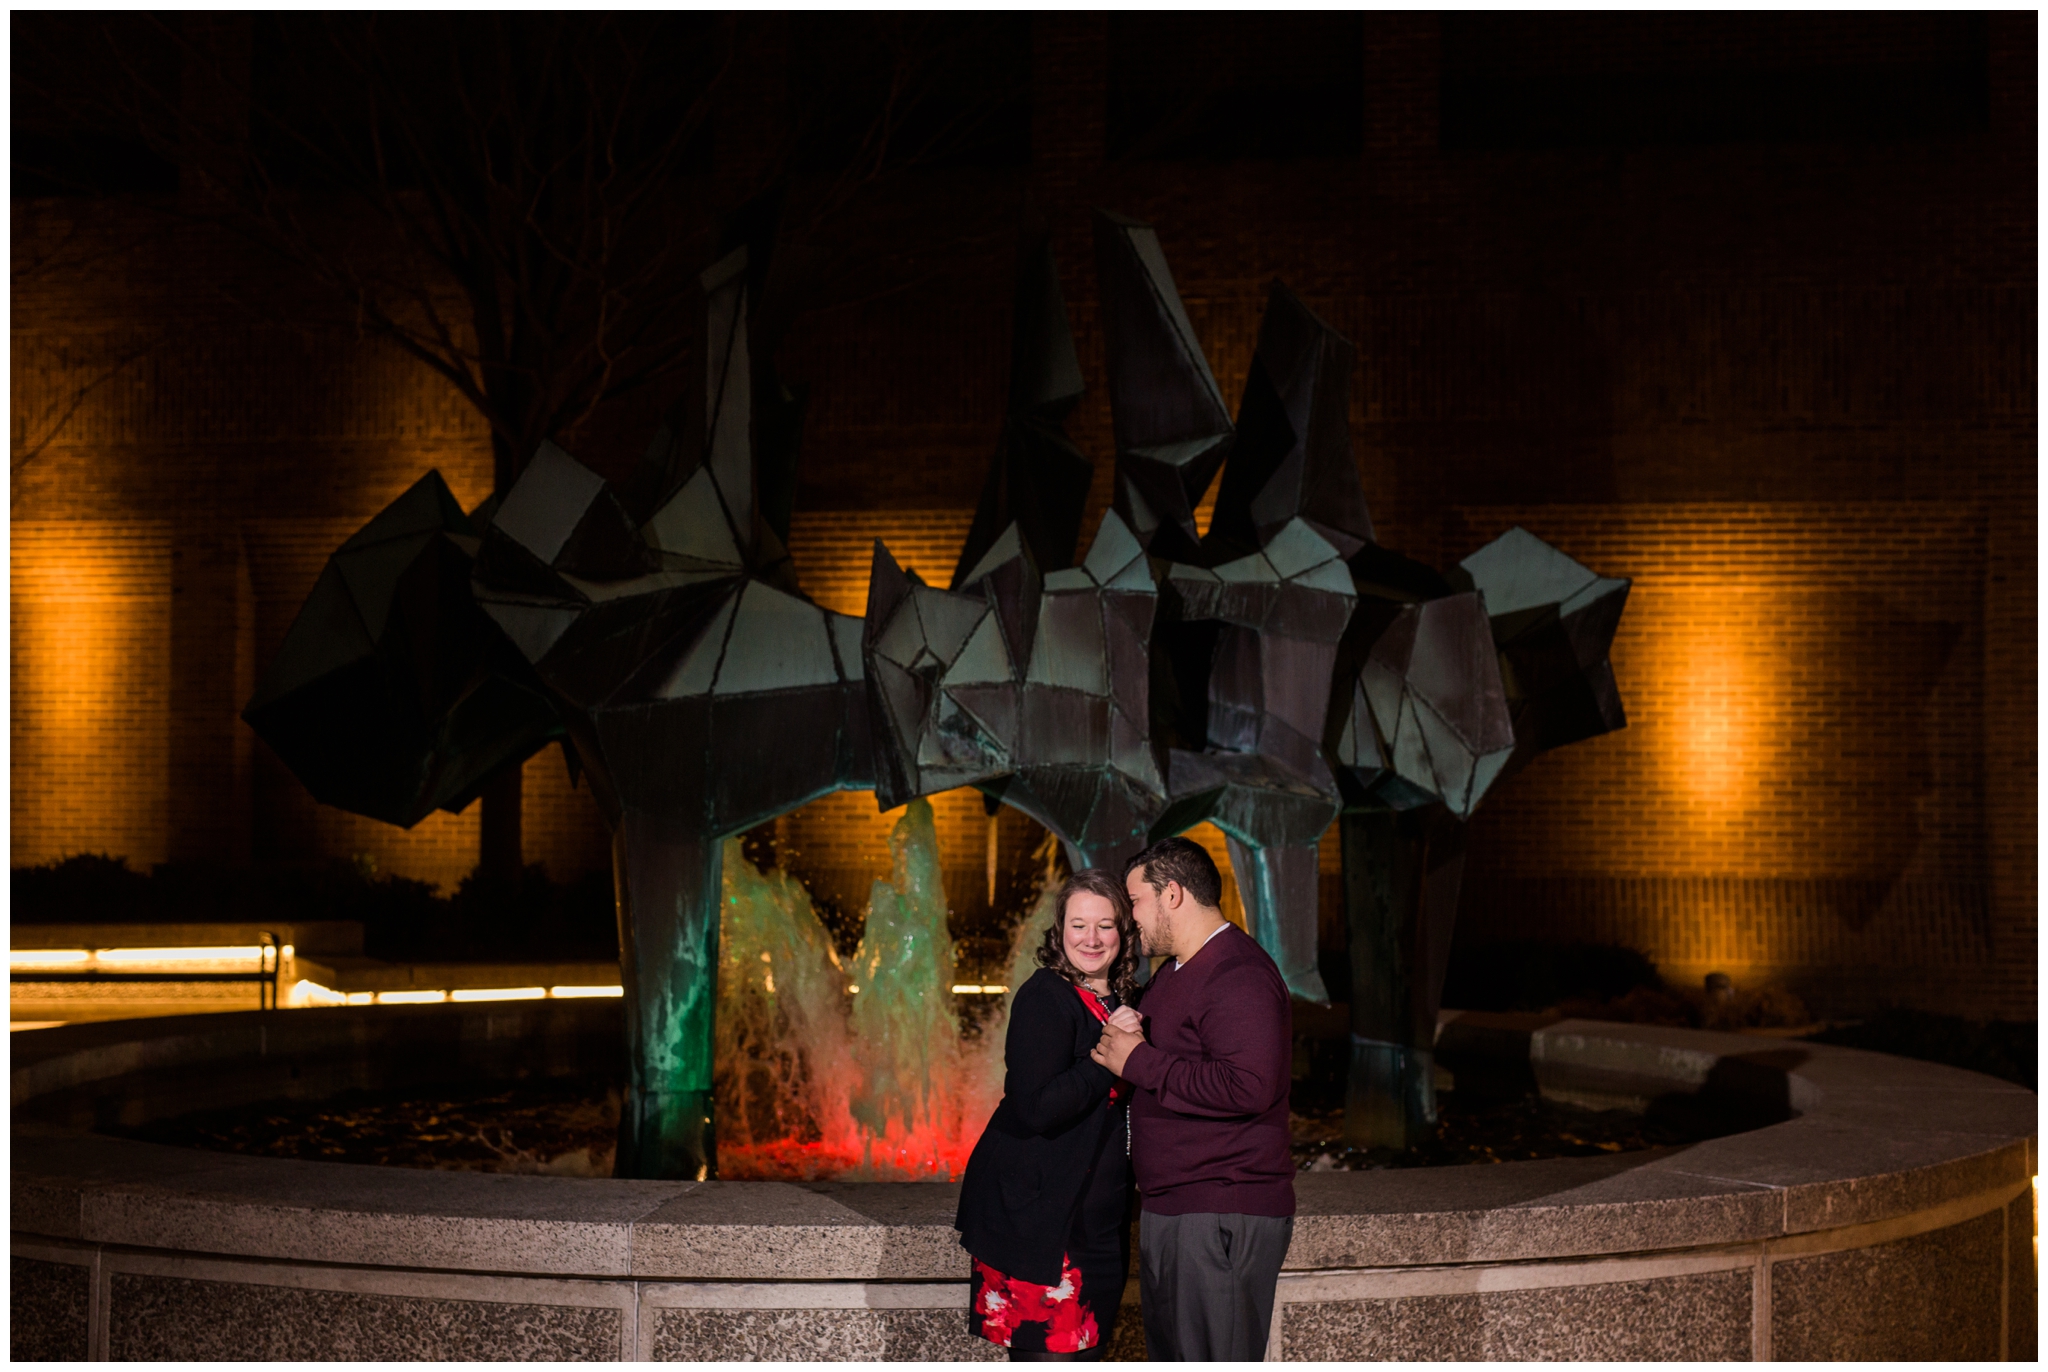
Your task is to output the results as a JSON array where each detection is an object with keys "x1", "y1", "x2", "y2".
[{"x1": 1090, "y1": 836, "x2": 1294, "y2": 1362}]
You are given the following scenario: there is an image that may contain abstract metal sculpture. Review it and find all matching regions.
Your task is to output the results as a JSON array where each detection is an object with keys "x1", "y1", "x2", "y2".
[
  {"x1": 251, "y1": 209, "x2": 1632, "y2": 1175},
  {"x1": 865, "y1": 507, "x2": 1167, "y2": 872},
  {"x1": 1332, "y1": 529, "x2": 1629, "y2": 1146}
]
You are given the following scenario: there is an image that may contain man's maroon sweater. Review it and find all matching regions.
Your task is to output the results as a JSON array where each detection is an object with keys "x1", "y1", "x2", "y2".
[{"x1": 1120, "y1": 923, "x2": 1295, "y2": 1218}]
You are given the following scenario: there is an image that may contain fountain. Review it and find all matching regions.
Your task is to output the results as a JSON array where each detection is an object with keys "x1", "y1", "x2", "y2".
[{"x1": 233, "y1": 208, "x2": 1642, "y2": 1177}]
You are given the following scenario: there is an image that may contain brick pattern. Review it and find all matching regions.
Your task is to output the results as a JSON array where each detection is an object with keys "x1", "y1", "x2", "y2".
[
  {"x1": 521, "y1": 746, "x2": 612, "y2": 884},
  {"x1": 784, "y1": 509, "x2": 978, "y2": 615}
]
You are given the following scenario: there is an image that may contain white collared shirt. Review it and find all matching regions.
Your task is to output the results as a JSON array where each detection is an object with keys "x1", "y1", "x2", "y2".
[{"x1": 1172, "y1": 920, "x2": 1231, "y2": 971}]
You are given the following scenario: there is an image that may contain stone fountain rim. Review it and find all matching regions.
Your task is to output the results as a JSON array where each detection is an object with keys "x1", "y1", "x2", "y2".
[{"x1": 10, "y1": 1003, "x2": 2036, "y2": 1282}]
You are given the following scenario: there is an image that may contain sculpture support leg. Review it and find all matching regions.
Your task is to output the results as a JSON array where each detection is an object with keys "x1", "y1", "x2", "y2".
[
  {"x1": 1340, "y1": 809, "x2": 1467, "y2": 1149},
  {"x1": 612, "y1": 814, "x2": 721, "y2": 1179},
  {"x1": 1346, "y1": 1035, "x2": 1434, "y2": 1149},
  {"x1": 1225, "y1": 836, "x2": 1330, "y2": 1004}
]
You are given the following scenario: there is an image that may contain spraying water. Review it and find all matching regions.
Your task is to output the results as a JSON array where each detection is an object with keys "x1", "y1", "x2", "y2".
[
  {"x1": 714, "y1": 839, "x2": 862, "y2": 1179},
  {"x1": 715, "y1": 797, "x2": 1038, "y2": 1180}
]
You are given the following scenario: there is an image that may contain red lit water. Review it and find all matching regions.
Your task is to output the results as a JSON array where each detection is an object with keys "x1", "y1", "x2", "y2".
[{"x1": 714, "y1": 798, "x2": 1049, "y2": 1182}]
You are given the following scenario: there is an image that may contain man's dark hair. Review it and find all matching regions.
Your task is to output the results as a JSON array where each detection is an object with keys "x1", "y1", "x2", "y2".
[{"x1": 1124, "y1": 836, "x2": 1223, "y2": 909}]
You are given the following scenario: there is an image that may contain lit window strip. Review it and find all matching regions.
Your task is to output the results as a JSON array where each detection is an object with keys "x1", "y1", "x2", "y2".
[
  {"x1": 96, "y1": 945, "x2": 288, "y2": 964},
  {"x1": 11, "y1": 945, "x2": 295, "y2": 968},
  {"x1": 9, "y1": 950, "x2": 92, "y2": 966},
  {"x1": 284, "y1": 980, "x2": 625, "y2": 1005},
  {"x1": 22, "y1": 954, "x2": 1021, "y2": 1002},
  {"x1": 16, "y1": 960, "x2": 1003, "y2": 1000}
]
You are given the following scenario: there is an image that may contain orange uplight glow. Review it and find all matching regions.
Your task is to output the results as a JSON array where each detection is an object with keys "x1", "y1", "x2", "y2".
[
  {"x1": 1671, "y1": 638, "x2": 1759, "y2": 811},
  {"x1": 1633, "y1": 580, "x2": 1788, "y2": 861},
  {"x1": 11, "y1": 525, "x2": 172, "y2": 869}
]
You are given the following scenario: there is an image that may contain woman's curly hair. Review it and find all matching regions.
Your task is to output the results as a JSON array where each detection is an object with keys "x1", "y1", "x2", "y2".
[{"x1": 1036, "y1": 868, "x2": 1141, "y2": 1002}]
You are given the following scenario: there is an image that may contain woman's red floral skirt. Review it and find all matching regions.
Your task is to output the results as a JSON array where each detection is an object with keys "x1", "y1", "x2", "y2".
[{"x1": 970, "y1": 1252, "x2": 1099, "y2": 1353}]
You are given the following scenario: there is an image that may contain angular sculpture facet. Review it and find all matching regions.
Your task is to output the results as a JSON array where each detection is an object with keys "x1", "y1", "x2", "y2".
[
  {"x1": 1205, "y1": 281, "x2": 1375, "y2": 560},
  {"x1": 952, "y1": 232, "x2": 1095, "y2": 587},
  {"x1": 1094, "y1": 210, "x2": 1233, "y2": 563},
  {"x1": 1457, "y1": 525, "x2": 1631, "y2": 771},
  {"x1": 243, "y1": 470, "x2": 563, "y2": 828}
]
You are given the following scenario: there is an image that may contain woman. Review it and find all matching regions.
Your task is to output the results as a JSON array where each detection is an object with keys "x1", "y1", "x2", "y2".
[{"x1": 957, "y1": 869, "x2": 1145, "y2": 1360}]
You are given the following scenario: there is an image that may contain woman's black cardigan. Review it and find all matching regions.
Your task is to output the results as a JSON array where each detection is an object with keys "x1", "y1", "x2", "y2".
[{"x1": 955, "y1": 968, "x2": 1125, "y2": 1286}]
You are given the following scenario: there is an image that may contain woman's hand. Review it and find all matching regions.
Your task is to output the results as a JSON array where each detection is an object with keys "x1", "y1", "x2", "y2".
[{"x1": 1106, "y1": 1006, "x2": 1143, "y2": 1035}]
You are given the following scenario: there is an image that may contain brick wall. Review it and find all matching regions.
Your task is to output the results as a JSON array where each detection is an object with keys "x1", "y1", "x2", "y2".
[
  {"x1": 9, "y1": 15, "x2": 2032, "y2": 1017},
  {"x1": 11, "y1": 522, "x2": 173, "y2": 869},
  {"x1": 1446, "y1": 503, "x2": 2012, "y2": 1016}
]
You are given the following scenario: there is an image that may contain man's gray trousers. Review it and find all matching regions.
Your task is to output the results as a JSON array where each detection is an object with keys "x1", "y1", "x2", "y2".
[{"x1": 1139, "y1": 1210, "x2": 1294, "y2": 1360}]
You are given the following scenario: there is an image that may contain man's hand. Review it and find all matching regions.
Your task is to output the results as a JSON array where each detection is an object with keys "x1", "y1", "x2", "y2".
[
  {"x1": 1091, "y1": 1021, "x2": 1144, "y2": 1077},
  {"x1": 1107, "y1": 1006, "x2": 1142, "y2": 1035}
]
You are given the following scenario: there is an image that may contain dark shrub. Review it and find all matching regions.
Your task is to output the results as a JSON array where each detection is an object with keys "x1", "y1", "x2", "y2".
[
  {"x1": 12, "y1": 853, "x2": 159, "y2": 923},
  {"x1": 1441, "y1": 940, "x2": 1662, "y2": 1013},
  {"x1": 11, "y1": 854, "x2": 615, "y2": 963},
  {"x1": 1810, "y1": 1009, "x2": 2036, "y2": 1091}
]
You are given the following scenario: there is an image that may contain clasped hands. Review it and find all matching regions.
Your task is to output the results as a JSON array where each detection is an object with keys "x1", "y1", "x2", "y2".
[{"x1": 1091, "y1": 1006, "x2": 1144, "y2": 1076}]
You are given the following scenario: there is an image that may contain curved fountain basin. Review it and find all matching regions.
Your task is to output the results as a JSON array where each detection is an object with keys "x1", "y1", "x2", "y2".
[{"x1": 10, "y1": 1002, "x2": 2036, "y2": 1361}]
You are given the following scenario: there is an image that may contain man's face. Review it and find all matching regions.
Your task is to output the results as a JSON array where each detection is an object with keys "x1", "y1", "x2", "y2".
[{"x1": 1125, "y1": 866, "x2": 1170, "y2": 958}]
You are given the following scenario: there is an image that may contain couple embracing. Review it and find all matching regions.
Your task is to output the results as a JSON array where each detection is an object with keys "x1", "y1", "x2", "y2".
[{"x1": 955, "y1": 837, "x2": 1294, "y2": 1362}]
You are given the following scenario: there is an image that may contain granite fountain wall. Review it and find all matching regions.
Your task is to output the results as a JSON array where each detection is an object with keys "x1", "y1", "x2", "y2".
[{"x1": 11, "y1": 1001, "x2": 2036, "y2": 1361}]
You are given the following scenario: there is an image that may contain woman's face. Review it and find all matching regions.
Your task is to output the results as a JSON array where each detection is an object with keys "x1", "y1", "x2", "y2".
[{"x1": 1062, "y1": 891, "x2": 1121, "y2": 979}]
